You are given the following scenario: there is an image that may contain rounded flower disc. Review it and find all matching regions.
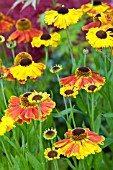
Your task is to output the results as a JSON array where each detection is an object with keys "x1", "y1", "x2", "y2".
[
  {"x1": 10, "y1": 52, "x2": 46, "y2": 84},
  {"x1": 31, "y1": 32, "x2": 60, "y2": 48},
  {"x1": 8, "y1": 18, "x2": 42, "y2": 43},
  {"x1": 28, "y1": 91, "x2": 50, "y2": 104},
  {"x1": 44, "y1": 148, "x2": 60, "y2": 160},
  {"x1": 43, "y1": 128, "x2": 57, "y2": 140},
  {"x1": 5, "y1": 92, "x2": 56, "y2": 124},
  {"x1": 86, "y1": 27, "x2": 113, "y2": 48},
  {"x1": 55, "y1": 128, "x2": 105, "y2": 159},
  {"x1": 44, "y1": 5, "x2": 83, "y2": 29},
  {"x1": 83, "y1": 83, "x2": 103, "y2": 93},
  {"x1": 60, "y1": 85, "x2": 78, "y2": 98},
  {"x1": 60, "y1": 66, "x2": 105, "y2": 90}
]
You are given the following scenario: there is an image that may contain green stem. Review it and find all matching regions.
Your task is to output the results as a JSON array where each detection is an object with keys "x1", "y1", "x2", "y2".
[
  {"x1": 0, "y1": 139, "x2": 13, "y2": 167},
  {"x1": 69, "y1": 98, "x2": 76, "y2": 128},
  {"x1": 56, "y1": 73, "x2": 69, "y2": 123},
  {"x1": 45, "y1": 47, "x2": 48, "y2": 66},
  {"x1": 66, "y1": 28, "x2": 76, "y2": 69},
  {"x1": 38, "y1": 104, "x2": 45, "y2": 170},
  {"x1": 0, "y1": 79, "x2": 7, "y2": 108},
  {"x1": 11, "y1": 48, "x2": 15, "y2": 60},
  {"x1": 53, "y1": 160, "x2": 59, "y2": 170},
  {"x1": 83, "y1": 54, "x2": 86, "y2": 67},
  {"x1": 104, "y1": 53, "x2": 107, "y2": 78},
  {"x1": 91, "y1": 0, "x2": 94, "y2": 6},
  {"x1": 25, "y1": 43, "x2": 28, "y2": 53},
  {"x1": 91, "y1": 93, "x2": 95, "y2": 131}
]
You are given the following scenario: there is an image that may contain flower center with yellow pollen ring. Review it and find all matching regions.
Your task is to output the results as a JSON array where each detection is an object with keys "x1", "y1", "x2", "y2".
[
  {"x1": 93, "y1": 1, "x2": 102, "y2": 6},
  {"x1": 32, "y1": 95, "x2": 43, "y2": 101},
  {"x1": 16, "y1": 18, "x2": 32, "y2": 31},
  {"x1": 14, "y1": 52, "x2": 33, "y2": 65},
  {"x1": 48, "y1": 150, "x2": 58, "y2": 158},
  {"x1": 58, "y1": 6, "x2": 69, "y2": 14},
  {"x1": 40, "y1": 34, "x2": 51, "y2": 40},
  {"x1": 88, "y1": 85, "x2": 97, "y2": 91},
  {"x1": 65, "y1": 90, "x2": 74, "y2": 95},
  {"x1": 71, "y1": 128, "x2": 87, "y2": 141},
  {"x1": 96, "y1": 30, "x2": 107, "y2": 39},
  {"x1": 0, "y1": 13, "x2": 4, "y2": 21},
  {"x1": 76, "y1": 67, "x2": 92, "y2": 78},
  {"x1": 20, "y1": 92, "x2": 35, "y2": 108}
]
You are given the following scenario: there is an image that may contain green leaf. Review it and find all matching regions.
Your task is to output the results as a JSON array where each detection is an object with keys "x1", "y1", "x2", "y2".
[
  {"x1": 26, "y1": 151, "x2": 42, "y2": 170},
  {"x1": 103, "y1": 113, "x2": 113, "y2": 118},
  {"x1": 93, "y1": 152, "x2": 103, "y2": 170},
  {"x1": 102, "y1": 137, "x2": 113, "y2": 149},
  {"x1": 62, "y1": 158, "x2": 75, "y2": 170},
  {"x1": 94, "y1": 114, "x2": 101, "y2": 133}
]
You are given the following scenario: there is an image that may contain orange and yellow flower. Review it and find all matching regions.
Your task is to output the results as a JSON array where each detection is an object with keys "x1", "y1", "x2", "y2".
[
  {"x1": 9, "y1": 52, "x2": 46, "y2": 84},
  {"x1": 8, "y1": 18, "x2": 42, "y2": 43},
  {"x1": 44, "y1": 148, "x2": 60, "y2": 160},
  {"x1": 60, "y1": 66, "x2": 105, "y2": 90},
  {"x1": 45, "y1": 5, "x2": 82, "y2": 29},
  {"x1": 5, "y1": 92, "x2": 56, "y2": 124},
  {"x1": 55, "y1": 128, "x2": 105, "y2": 159},
  {"x1": 83, "y1": 83, "x2": 103, "y2": 93},
  {"x1": 0, "y1": 12, "x2": 15, "y2": 33},
  {"x1": 86, "y1": 27, "x2": 113, "y2": 48},
  {"x1": 60, "y1": 85, "x2": 78, "y2": 98},
  {"x1": 81, "y1": 2, "x2": 112, "y2": 16}
]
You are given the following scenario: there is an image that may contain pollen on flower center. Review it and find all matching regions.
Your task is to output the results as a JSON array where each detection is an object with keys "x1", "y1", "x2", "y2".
[
  {"x1": 20, "y1": 96, "x2": 33, "y2": 108},
  {"x1": 16, "y1": 18, "x2": 32, "y2": 31},
  {"x1": 71, "y1": 128, "x2": 87, "y2": 141},
  {"x1": 58, "y1": 7, "x2": 69, "y2": 14},
  {"x1": 40, "y1": 34, "x2": 51, "y2": 40},
  {"x1": 88, "y1": 85, "x2": 97, "y2": 91},
  {"x1": 20, "y1": 58, "x2": 32, "y2": 66},
  {"x1": 93, "y1": 1, "x2": 102, "y2": 6},
  {"x1": 32, "y1": 95, "x2": 43, "y2": 101},
  {"x1": 65, "y1": 90, "x2": 74, "y2": 95},
  {"x1": 48, "y1": 150, "x2": 58, "y2": 158},
  {"x1": 76, "y1": 67, "x2": 91, "y2": 77},
  {"x1": 96, "y1": 30, "x2": 107, "y2": 39}
]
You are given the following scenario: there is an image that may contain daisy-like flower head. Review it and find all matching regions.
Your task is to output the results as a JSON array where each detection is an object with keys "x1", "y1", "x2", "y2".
[
  {"x1": 28, "y1": 91, "x2": 50, "y2": 104},
  {"x1": 5, "y1": 92, "x2": 56, "y2": 124},
  {"x1": 1, "y1": 116, "x2": 15, "y2": 132},
  {"x1": 44, "y1": 5, "x2": 83, "y2": 29},
  {"x1": 44, "y1": 148, "x2": 60, "y2": 160},
  {"x1": 86, "y1": 27, "x2": 113, "y2": 48},
  {"x1": 31, "y1": 32, "x2": 60, "y2": 48},
  {"x1": 8, "y1": 18, "x2": 42, "y2": 43},
  {"x1": 55, "y1": 127, "x2": 105, "y2": 159},
  {"x1": 0, "y1": 12, "x2": 15, "y2": 33},
  {"x1": 43, "y1": 128, "x2": 57, "y2": 140},
  {"x1": 50, "y1": 64, "x2": 62, "y2": 73},
  {"x1": 81, "y1": 1, "x2": 112, "y2": 16},
  {"x1": 60, "y1": 66, "x2": 105, "y2": 90},
  {"x1": 10, "y1": 52, "x2": 46, "y2": 84},
  {"x1": 0, "y1": 35, "x2": 5, "y2": 44},
  {"x1": 60, "y1": 85, "x2": 78, "y2": 98},
  {"x1": 83, "y1": 83, "x2": 103, "y2": 93}
]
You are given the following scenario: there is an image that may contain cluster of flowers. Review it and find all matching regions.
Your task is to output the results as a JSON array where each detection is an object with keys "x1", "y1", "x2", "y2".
[{"x1": 0, "y1": 0, "x2": 112, "y2": 162}]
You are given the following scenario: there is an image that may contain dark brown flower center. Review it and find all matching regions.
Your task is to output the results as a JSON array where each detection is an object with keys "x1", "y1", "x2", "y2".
[
  {"x1": 20, "y1": 96, "x2": 34, "y2": 108},
  {"x1": 52, "y1": 66, "x2": 60, "y2": 70},
  {"x1": 20, "y1": 58, "x2": 32, "y2": 66},
  {"x1": 32, "y1": 95, "x2": 43, "y2": 101},
  {"x1": 71, "y1": 128, "x2": 87, "y2": 141},
  {"x1": 88, "y1": 85, "x2": 97, "y2": 91},
  {"x1": 76, "y1": 67, "x2": 91, "y2": 78},
  {"x1": 40, "y1": 34, "x2": 51, "y2": 40},
  {"x1": 48, "y1": 150, "x2": 58, "y2": 158},
  {"x1": 58, "y1": 7, "x2": 69, "y2": 14},
  {"x1": 96, "y1": 30, "x2": 107, "y2": 39},
  {"x1": 23, "y1": 92, "x2": 32, "y2": 97},
  {"x1": 65, "y1": 90, "x2": 74, "y2": 95},
  {"x1": 46, "y1": 130, "x2": 55, "y2": 136},
  {"x1": 16, "y1": 18, "x2": 31, "y2": 30},
  {"x1": 95, "y1": 13, "x2": 101, "y2": 17},
  {"x1": 106, "y1": 28, "x2": 113, "y2": 37},
  {"x1": 93, "y1": 1, "x2": 102, "y2": 6}
]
